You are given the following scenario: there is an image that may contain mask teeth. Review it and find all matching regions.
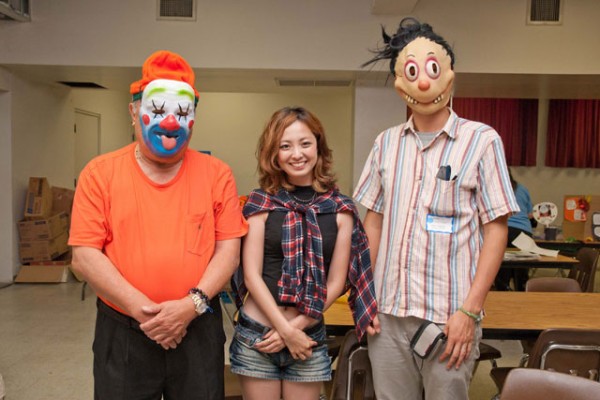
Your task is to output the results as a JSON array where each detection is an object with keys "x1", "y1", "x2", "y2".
[
  {"x1": 405, "y1": 94, "x2": 419, "y2": 105},
  {"x1": 432, "y1": 94, "x2": 444, "y2": 104}
]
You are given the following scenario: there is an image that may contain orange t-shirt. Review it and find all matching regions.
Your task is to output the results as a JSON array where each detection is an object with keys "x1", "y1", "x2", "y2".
[{"x1": 69, "y1": 143, "x2": 248, "y2": 312}]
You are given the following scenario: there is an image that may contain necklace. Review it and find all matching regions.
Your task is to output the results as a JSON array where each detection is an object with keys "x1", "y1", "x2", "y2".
[{"x1": 290, "y1": 191, "x2": 317, "y2": 204}]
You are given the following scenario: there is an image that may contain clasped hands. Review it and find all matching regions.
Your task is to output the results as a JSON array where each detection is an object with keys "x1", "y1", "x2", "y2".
[
  {"x1": 254, "y1": 320, "x2": 317, "y2": 361},
  {"x1": 138, "y1": 297, "x2": 196, "y2": 350}
]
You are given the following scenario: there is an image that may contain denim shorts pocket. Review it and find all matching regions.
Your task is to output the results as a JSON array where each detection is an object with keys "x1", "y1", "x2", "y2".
[
  {"x1": 306, "y1": 323, "x2": 327, "y2": 348},
  {"x1": 233, "y1": 324, "x2": 262, "y2": 349}
]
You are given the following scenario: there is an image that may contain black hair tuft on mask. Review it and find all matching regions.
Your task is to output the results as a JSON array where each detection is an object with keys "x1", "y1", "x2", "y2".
[{"x1": 362, "y1": 17, "x2": 455, "y2": 75}]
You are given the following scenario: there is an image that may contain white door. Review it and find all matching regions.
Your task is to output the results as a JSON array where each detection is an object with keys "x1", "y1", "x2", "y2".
[{"x1": 74, "y1": 110, "x2": 101, "y2": 186}]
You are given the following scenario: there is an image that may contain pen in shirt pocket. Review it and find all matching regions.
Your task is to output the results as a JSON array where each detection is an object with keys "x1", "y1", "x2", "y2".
[
  {"x1": 437, "y1": 165, "x2": 458, "y2": 181},
  {"x1": 436, "y1": 165, "x2": 452, "y2": 181}
]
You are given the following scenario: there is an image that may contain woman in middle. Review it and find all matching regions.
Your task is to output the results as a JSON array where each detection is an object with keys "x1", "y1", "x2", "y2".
[{"x1": 229, "y1": 106, "x2": 378, "y2": 400}]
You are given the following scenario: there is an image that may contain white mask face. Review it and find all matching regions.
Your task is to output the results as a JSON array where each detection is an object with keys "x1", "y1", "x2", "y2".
[{"x1": 138, "y1": 79, "x2": 195, "y2": 160}]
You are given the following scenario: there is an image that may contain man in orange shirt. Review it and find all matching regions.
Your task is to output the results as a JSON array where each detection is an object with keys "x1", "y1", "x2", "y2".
[{"x1": 69, "y1": 50, "x2": 248, "y2": 400}]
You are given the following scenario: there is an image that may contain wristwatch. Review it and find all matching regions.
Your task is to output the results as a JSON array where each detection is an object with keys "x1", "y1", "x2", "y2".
[{"x1": 188, "y1": 288, "x2": 213, "y2": 316}]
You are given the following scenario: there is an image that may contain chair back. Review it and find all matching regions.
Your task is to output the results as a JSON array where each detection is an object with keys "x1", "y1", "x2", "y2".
[
  {"x1": 526, "y1": 328, "x2": 600, "y2": 380},
  {"x1": 568, "y1": 248, "x2": 599, "y2": 292},
  {"x1": 329, "y1": 330, "x2": 376, "y2": 400},
  {"x1": 500, "y1": 368, "x2": 600, "y2": 400},
  {"x1": 525, "y1": 277, "x2": 582, "y2": 292}
]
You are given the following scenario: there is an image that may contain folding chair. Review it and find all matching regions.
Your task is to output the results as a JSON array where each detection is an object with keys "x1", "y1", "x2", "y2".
[
  {"x1": 329, "y1": 330, "x2": 375, "y2": 400},
  {"x1": 569, "y1": 248, "x2": 599, "y2": 292},
  {"x1": 490, "y1": 328, "x2": 600, "y2": 398},
  {"x1": 501, "y1": 368, "x2": 600, "y2": 400}
]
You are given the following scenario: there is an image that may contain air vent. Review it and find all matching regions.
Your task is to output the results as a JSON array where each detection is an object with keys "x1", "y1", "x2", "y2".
[
  {"x1": 157, "y1": 0, "x2": 196, "y2": 21},
  {"x1": 276, "y1": 79, "x2": 353, "y2": 87},
  {"x1": 528, "y1": 0, "x2": 562, "y2": 25},
  {"x1": 58, "y1": 81, "x2": 107, "y2": 89}
]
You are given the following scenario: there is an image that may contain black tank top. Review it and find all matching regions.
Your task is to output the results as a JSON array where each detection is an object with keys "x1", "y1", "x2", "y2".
[{"x1": 263, "y1": 186, "x2": 338, "y2": 306}]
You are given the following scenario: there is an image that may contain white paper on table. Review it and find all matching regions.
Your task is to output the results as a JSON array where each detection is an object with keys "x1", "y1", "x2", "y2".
[
  {"x1": 503, "y1": 251, "x2": 540, "y2": 261},
  {"x1": 511, "y1": 232, "x2": 559, "y2": 257}
]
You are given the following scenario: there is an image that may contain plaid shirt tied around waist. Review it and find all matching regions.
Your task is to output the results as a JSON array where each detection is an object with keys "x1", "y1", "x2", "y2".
[{"x1": 240, "y1": 188, "x2": 377, "y2": 340}]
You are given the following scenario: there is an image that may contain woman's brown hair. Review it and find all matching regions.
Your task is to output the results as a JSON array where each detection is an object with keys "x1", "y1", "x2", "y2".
[{"x1": 257, "y1": 106, "x2": 336, "y2": 194}]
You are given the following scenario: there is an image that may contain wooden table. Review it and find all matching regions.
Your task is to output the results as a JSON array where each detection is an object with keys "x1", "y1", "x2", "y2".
[
  {"x1": 501, "y1": 253, "x2": 578, "y2": 269},
  {"x1": 324, "y1": 291, "x2": 600, "y2": 340},
  {"x1": 483, "y1": 291, "x2": 600, "y2": 339}
]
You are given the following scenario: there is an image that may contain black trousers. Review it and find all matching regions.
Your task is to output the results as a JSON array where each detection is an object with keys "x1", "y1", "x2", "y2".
[{"x1": 93, "y1": 298, "x2": 225, "y2": 400}]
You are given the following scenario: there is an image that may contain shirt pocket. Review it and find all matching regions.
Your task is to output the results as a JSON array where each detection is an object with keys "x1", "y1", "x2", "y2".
[
  {"x1": 186, "y1": 212, "x2": 212, "y2": 256},
  {"x1": 429, "y1": 179, "x2": 459, "y2": 216}
]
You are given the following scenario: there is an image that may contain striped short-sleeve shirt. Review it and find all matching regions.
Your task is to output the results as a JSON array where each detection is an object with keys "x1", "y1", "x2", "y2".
[{"x1": 354, "y1": 110, "x2": 519, "y2": 323}]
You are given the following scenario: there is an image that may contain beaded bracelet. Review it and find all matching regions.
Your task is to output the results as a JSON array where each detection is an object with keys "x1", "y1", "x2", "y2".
[
  {"x1": 458, "y1": 306, "x2": 482, "y2": 322},
  {"x1": 188, "y1": 287, "x2": 210, "y2": 302},
  {"x1": 188, "y1": 287, "x2": 213, "y2": 314}
]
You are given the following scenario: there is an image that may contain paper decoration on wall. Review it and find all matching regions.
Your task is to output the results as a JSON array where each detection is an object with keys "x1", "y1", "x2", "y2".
[
  {"x1": 532, "y1": 202, "x2": 558, "y2": 227},
  {"x1": 593, "y1": 212, "x2": 600, "y2": 241},
  {"x1": 564, "y1": 196, "x2": 590, "y2": 222}
]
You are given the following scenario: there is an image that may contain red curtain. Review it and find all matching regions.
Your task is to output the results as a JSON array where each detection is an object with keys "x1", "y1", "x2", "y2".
[
  {"x1": 546, "y1": 100, "x2": 600, "y2": 168},
  {"x1": 451, "y1": 98, "x2": 538, "y2": 166}
]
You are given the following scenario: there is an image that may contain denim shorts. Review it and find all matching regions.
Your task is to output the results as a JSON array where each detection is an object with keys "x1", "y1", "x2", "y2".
[{"x1": 229, "y1": 310, "x2": 332, "y2": 382}]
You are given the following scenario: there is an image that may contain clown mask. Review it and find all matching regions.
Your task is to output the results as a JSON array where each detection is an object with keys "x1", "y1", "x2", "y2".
[
  {"x1": 394, "y1": 37, "x2": 454, "y2": 116},
  {"x1": 136, "y1": 79, "x2": 196, "y2": 162}
]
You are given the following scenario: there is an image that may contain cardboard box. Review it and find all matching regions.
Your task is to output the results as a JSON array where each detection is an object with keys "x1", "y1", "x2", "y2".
[
  {"x1": 24, "y1": 177, "x2": 53, "y2": 219},
  {"x1": 17, "y1": 253, "x2": 83, "y2": 283},
  {"x1": 51, "y1": 186, "x2": 75, "y2": 216},
  {"x1": 18, "y1": 231, "x2": 69, "y2": 263},
  {"x1": 14, "y1": 264, "x2": 71, "y2": 283},
  {"x1": 562, "y1": 195, "x2": 600, "y2": 241},
  {"x1": 17, "y1": 212, "x2": 69, "y2": 241}
]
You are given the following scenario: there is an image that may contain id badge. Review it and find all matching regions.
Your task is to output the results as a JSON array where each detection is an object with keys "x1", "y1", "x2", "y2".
[{"x1": 426, "y1": 214, "x2": 455, "y2": 234}]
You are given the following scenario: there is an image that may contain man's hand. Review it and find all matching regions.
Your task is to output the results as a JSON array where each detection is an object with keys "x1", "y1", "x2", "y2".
[
  {"x1": 438, "y1": 311, "x2": 475, "y2": 370},
  {"x1": 139, "y1": 297, "x2": 196, "y2": 350}
]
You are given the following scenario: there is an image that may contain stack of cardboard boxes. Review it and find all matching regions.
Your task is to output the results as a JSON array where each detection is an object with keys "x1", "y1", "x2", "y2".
[{"x1": 15, "y1": 177, "x2": 76, "y2": 283}]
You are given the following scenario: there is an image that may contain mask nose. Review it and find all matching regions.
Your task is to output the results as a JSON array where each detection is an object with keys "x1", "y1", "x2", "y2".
[
  {"x1": 159, "y1": 114, "x2": 180, "y2": 131},
  {"x1": 418, "y1": 79, "x2": 430, "y2": 91}
]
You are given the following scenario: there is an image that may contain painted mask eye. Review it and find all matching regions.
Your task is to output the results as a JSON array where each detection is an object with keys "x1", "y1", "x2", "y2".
[
  {"x1": 151, "y1": 100, "x2": 166, "y2": 119},
  {"x1": 177, "y1": 104, "x2": 190, "y2": 121},
  {"x1": 403, "y1": 61, "x2": 419, "y2": 82},
  {"x1": 425, "y1": 58, "x2": 441, "y2": 79}
]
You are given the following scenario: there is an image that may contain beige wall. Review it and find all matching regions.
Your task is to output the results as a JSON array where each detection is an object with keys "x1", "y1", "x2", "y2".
[
  {"x1": 0, "y1": 70, "x2": 12, "y2": 281},
  {"x1": 193, "y1": 91, "x2": 354, "y2": 196},
  {"x1": 2, "y1": 0, "x2": 600, "y2": 74},
  {"x1": 71, "y1": 90, "x2": 133, "y2": 155}
]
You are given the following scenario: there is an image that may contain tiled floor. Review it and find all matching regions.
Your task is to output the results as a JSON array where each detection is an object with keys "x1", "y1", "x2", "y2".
[{"x1": 0, "y1": 267, "x2": 596, "y2": 400}]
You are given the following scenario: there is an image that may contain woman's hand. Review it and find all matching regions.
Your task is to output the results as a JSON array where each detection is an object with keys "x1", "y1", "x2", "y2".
[
  {"x1": 254, "y1": 329, "x2": 286, "y2": 353},
  {"x1": 366, "y1": 314, "x2": 381, "y2": 336},
  {"x1": 281, "y1": 326, "x2": 317, "y2": 360}
]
